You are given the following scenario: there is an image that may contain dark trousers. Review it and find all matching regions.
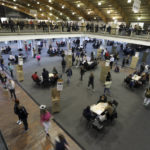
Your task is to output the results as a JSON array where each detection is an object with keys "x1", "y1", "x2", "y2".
[
  {"x1": 80, "y1": 73, "x2": 84, "y2": 81},
  {"x1": 22, "y1": 118, "x2": 28, "y2": 130},
  {"x1": 88, "y1": 81, "x2": 94, "y2": 89},
  {"x1": 10, "y1": 70, "x2": 13, "y2": 78},
  {"x1": 110, "y1": 62, "x2": 113, "y2": 69},
  {"x1": 62, "y1": 66, "x2": 65, "y2": 73},
  {"x1": 9, "y1": 89, "x2": 17, "y2": 100}
]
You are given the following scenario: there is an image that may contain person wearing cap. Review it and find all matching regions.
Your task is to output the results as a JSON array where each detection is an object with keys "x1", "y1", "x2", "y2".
[{"x1": 40, "y1": 105, "x2": 51, "y2": 137}]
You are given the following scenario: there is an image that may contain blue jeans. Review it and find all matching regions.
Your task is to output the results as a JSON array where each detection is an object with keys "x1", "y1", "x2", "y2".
[{"x1": 104, "y1": 88, "x2": 110, "y2": 94}]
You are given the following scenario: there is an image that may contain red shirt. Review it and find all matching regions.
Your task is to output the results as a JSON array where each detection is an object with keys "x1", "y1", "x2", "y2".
[{"x1": 32, "y1": 74, "x2": 39, "y2": 81}]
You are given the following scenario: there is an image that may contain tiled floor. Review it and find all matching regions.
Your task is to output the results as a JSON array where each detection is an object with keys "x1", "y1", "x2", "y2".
[{"x1": 0, "y1": 83, "x2": 82, "y2": 150}]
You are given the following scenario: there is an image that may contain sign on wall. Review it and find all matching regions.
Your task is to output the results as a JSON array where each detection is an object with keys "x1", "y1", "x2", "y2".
[{"x1": 132, "y1": 0, "x2": 141, "y2": 13}]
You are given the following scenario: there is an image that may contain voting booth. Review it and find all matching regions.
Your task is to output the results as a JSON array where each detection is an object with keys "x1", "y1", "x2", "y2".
[
  {"x1": 65, "y1": 50, "x2": 72, "y2": 68},
  {"x1": 51, "y1": 88, "x2": 60, "y2": 113},
  {"x1": 16, "y1": 57, "x2": 24, "y2": 82},
  {"x1": 100, "y1": 61, "x2": 110, "y2": 82},
  {"x1": 130, "y1": 52, "x2": 139, "y2": 69},
  {"x1": 141, "y1": 52, "x2": 149, "y2": 63},
  {"x1": 97, "y1": 49, "x2": 102, "y2": 59}
]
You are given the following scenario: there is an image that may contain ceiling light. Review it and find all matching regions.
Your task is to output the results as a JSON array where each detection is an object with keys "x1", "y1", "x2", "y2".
[
  {"x1": 14, "y1": 6, "x2": 17, "y2": 9},
  {"x1": 77, "y1": 4, "x2": 80, "y2": 7},
  {"x1": 2, "y1": 3, "x2": 4, "y2": 5},
  {"x1": 107, "y1": 10, "x2": 110, "y2": 14},
  {"x1": 62, "y1": 5, "x2": 65, "y2": 9},
  {"x1": 48, "y1": 0, "x2": 52, "y2": 2},
  {"x1": 60, "y1": 13, "x2": 62, "y2": 15},
  {"x1": 39, "y1": 8, "x2": 42, "y2": 11},
  {"x1": 49, "y1": 13, "x2": 52, "y2": 16},
  {"x1": 94, "y1": 17, "x2": 96, "y2": 19},
  {"x1": 98, "y1": 2, "x2": 101, "y2": 5},
  {"x1": 113, "y1": 17, "x2": 115, "y2": 20},
  {"x1": 79, "y1": 17, "x2": 82, "y2": 19},
  {"x1": 56, "y1": 17, "x2": 58, "y2": 19},
  {"x1": 88, "y1": 12, "x2": 90, "y2": 15},
  {"x1": 128, "y1": 0, "x2": 132, "y2": 3},
  {"x1": 137, "y1": 17, "x2": 141, "y2": 20},
  {"x1": 34, "y1": 14, "x2": 37, "y2": 17},
  {"x1": 67, "y1": 17, "x2": 69, "y2": 20},
  {"x1": 37, "y1": 2, "x2": 40, "y2": 4},
  {"x1": 72, "y1": 12, "x2": 75, "y2": 15},
  {"x1": 27, "y1": 4, "x2": 30, "y2": 6},
  {"x1": 41, "y1": 14, "x2": 44, "y2": 16},
  {"x1": 49, "y1": 7, "x2": 52, "y2": 10},
  {"x1": 13, "y1": 0, "x2": 16, "y2": 2}
]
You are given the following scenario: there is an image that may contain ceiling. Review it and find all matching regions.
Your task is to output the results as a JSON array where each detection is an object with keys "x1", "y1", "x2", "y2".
[{"x1": 0, "y1": 0, "x2": 149, "y2": 23}]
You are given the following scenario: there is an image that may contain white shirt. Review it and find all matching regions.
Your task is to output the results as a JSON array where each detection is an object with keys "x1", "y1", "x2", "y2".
[
  {"x1": 110, "y1": 57, "x2": 114, "y2": 62},
  {"x1": 8, "y1": 80, "x2": 15, "y2": 90}
]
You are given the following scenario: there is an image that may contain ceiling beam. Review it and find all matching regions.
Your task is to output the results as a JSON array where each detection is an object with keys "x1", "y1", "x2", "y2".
[
  {"x1": 53, "y1": 0, "x2": 90, "y2": 20},
  {"x1": 37, "y1": 0, "x2": 77, "y2": 20},
  {"x1": 108, "y1": 0, "x2": 128, "y2": 22},
  {"x1": 80, "y1": 0, "x2": 107, "y2": 22}
]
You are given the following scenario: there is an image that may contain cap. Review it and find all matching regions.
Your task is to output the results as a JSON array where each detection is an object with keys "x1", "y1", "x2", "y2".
[{"x1": 40, "y1": 105, "x2": 46, "y2": 110}]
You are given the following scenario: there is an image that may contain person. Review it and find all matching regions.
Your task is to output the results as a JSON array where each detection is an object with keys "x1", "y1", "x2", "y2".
[
  {"x1": 40, "y1": 105, "x2": 51, "y2": 137},
  {"x1": 114, "y1": 65, "x2": 120, "y2": 73},
  {"x1": 83, "y1": 106, "x2": 93, "y2": 121},
  {"x1": 61, "y1": 59, "x2": 66, "y2": 73},
  {"x1": 104, "y1": 79, "x2": 112, "y2": 95},
  {"x1": 110, "y1": 56, "x2": 114, "y2": 69},
  {"x1": 53, "y1": 67, "x2": 58, "y2": 75},
  {"x1": 14, "y1": 99, "x2": 22, "y2": 125},
  {"x1": 32, "y1": 72, "x2": 41, "y2": 83},
  {"x1": 8, "y1": 63, "x2": 14, "y2": 78},
  {"x1": 55, "y1": 134, "x2": 69, "y2": 150},
  {"x1": 18, "y1": 105, "x2": 28, "y2": 131},
  {"x1": 66, "y1": 67, "x2": 72, "y2": 84},
  {"x1": 122, "y1": 57, "x2": 126, "y2": 68},
  {"x1": 105, "y1": 101, "x2": 115, "y2": 118},
  {"x1": 36, "y1": 54, "x2": 41, "y2": 64},
  {"x1": 144, "y1": 87, "x2": 150, "y2": 106},
  {"x1": 7, "y1": 79, "x2": 17, "y2": 100},
  {"x1": 97, "y1": 95, "x2": 107, "y2": 103},
  {"x1": 106, "y1": 71, "x2": 111, "y2": 81},
  {"x1": 42, "y1": 68, "x2": 49, "y2": 83},
  {"x1": 0, "y1": 56, "x2": 4, "y2": 71},
  {"x1": 88, "y1": 72, "x2": 94, "y2": 91},
  {"x1": 33, "y1": 48, "x2": 36, "y2": 58},
  {"x1": 80, "y1": 65, "x2": 86, "y2": 81}
]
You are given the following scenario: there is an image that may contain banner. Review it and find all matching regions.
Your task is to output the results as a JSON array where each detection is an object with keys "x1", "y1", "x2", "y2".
[{"x1": 132, "y1": 0, "x2": 141, "y2": 13}]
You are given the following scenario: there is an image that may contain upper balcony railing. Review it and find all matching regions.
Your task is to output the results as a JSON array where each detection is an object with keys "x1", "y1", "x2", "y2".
[{"x1": 0, "y1": 24, "x2": 150, "y2": 41}]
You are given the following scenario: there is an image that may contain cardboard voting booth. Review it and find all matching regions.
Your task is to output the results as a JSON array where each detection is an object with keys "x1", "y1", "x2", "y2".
[
  {"x1": 97, "y1": 49, "x2": 102, "y2": 58},
  {"x1": 130, "y1": 56, "x2": 139, "y2": 69},
  {"x1": 65, "y1": 50, "x2": 72, "y2": 67},
  {"x1": 16, "y1": 65, "x2": 24, "y2": 82},
  {"x1": 51, "y1": 88, "x2": 60, "y2": 113},
  {"x1": 100, "y1": 61, "x2": 110, "y2": 82},
  {"x1": 141, "y1": 52, "x2": 149, "y2": 63}
]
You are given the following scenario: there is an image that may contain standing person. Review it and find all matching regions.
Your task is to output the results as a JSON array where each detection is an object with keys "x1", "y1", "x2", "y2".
[
  {"x1": 104, "y1": 79, "x2": 112, "y2": 95},
  {"x1": 55, "y1": 134, "x2": 69, "y2": 150},
  {"x1": 18, "y1": 105, "x2": 28, "y2": 131},
  {"x1": 14, "y1": 99, "x2": 22, "y2": 125},
  {"x1": 61, "y1": 59, "x2": 66, "y2": 73},
  {"x1": 7, "y1": 79, "x2": 17, "y2": 100},
  {"x1": 36, "y1": 54, "x2": 41, "y2": 64},
  {"x1": 110, "y1": 55, "x2": 114, "y2": 69},
  {"x1": 80, "y1": 66, "x2": 85, "y2": 81},
  {"x1": 72, "y1": 53, "x2": 75, "y2": 66},
  {"x1": 8, "y1": 63, "x2": 14, "y2": 78},
  {"x1": 40, "y1": 105, "x2": 51, "y2": 137},
  {"x1": 32, "y1": 48, "x2": 36, "y2": 58},
  {"x1": 0, "y1": 56, "x2": 4, "y2": 71},
  {"x1": 143, "y1": 87, "x2": 150, "y2": 106},
  {"x1": 88, "y1": 72, "x2": 95, "y2": 91},
  {"x1": 122, "y1": 57, "x2": 126, "y2": 68},
  {"x1": 106, "y1": 71, "x2": 112, "y2": 81},
  {"x1": 66, "y1": 67, "x2": 72, "y2": 84}
]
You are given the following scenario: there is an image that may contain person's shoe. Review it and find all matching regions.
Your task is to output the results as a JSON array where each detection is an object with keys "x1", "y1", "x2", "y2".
[
  {"x1": 46, "y1": 133, "x2": 50, "y2": 137},
  {"x1": 16, "y1": 120, "x2": 20, "y2": 124},
  {"x1": 18, "y1": 121, "x2": 22, "y2": 125}
]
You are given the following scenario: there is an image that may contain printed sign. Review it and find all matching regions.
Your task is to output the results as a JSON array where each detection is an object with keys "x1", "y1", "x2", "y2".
[{"x1": 57, "y1": 79, "x2": 63, "y2": 91}]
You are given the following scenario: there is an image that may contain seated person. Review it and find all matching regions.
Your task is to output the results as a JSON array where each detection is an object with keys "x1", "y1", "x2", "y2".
[
  {"x1": 42, "y1": 68, "x2": 49, "y2": 83},
  {"x1": 52, "y1": 67, "x2": 58, "y2": 75},
  {"x1": 83, "y1": 106, "x2": 94, "y2": 121},
  {"x1": 97, "y1": 95, "x2": 107, "y2": 103},
  {"x1": 8, "y1": 55, "x2": 15, "y2": 61},
  {"x1": 32, "y1": 72, "x2": 41, "y2": 83},
  {"x1": 124, "y1": 74, "x2": 132, "y2": 84},
  {"x1": 105, "y1": 101, "x2": 115, "y2": 119}
]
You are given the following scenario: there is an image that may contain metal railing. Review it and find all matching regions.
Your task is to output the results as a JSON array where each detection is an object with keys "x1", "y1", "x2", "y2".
[{"x1": 0, "y1": 24, "x2": 150, "y2": 40}]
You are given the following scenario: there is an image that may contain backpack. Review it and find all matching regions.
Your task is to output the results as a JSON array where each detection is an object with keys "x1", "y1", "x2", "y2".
[
  {"x1": 145, "y1": 90, "x2": 150, "y2": 98},
  {"x1": 19, "y1": 107, "x2": 28, "y2": 118}
]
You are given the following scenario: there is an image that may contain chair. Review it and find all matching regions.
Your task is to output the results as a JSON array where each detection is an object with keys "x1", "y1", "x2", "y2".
[{"x1": 112, "y1": 100, "x2": 118, "y2": 108}]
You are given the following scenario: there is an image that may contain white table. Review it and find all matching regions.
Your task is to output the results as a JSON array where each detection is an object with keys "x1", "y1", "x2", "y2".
[
  {"x1": 40, "y1": 73, "x2": 54, "y2": 82},
  {"x1": 132, "y1": 74, "x2": 141, "y2": 81},
  {"x1": 90, "y1": 102, "x2": 108, "y2": 115}
]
